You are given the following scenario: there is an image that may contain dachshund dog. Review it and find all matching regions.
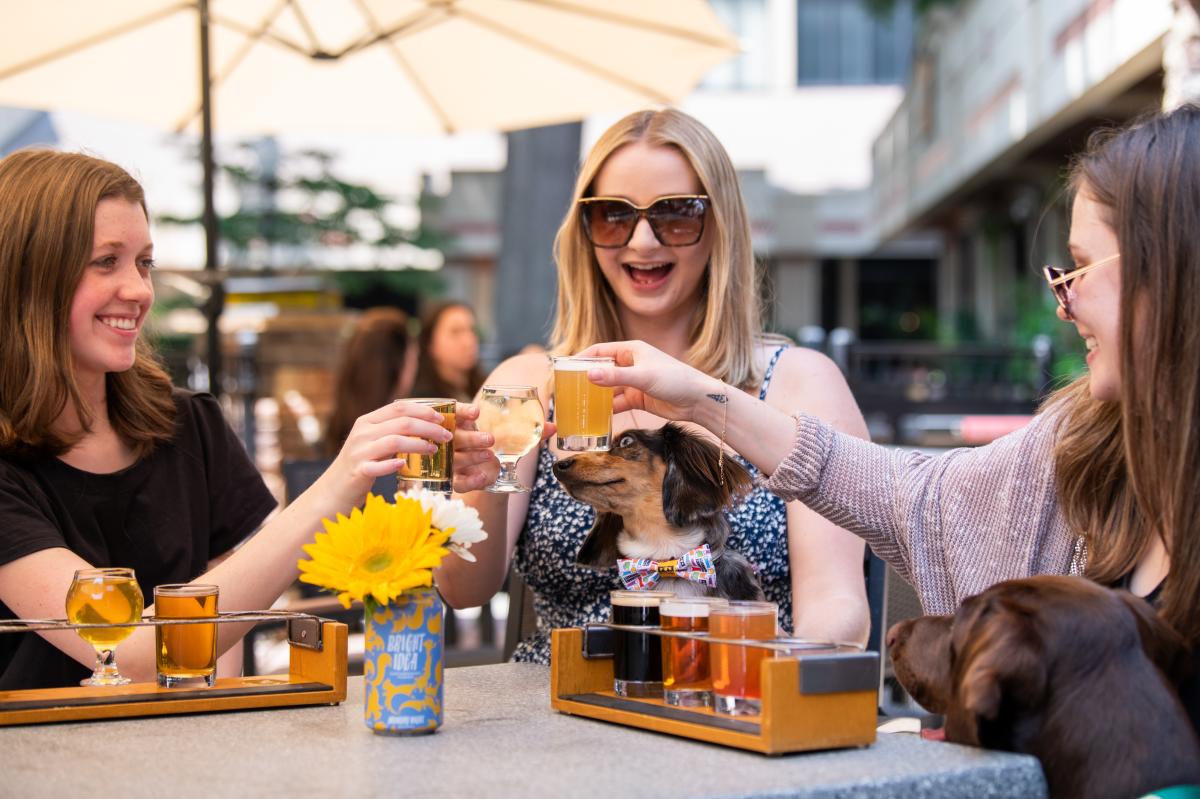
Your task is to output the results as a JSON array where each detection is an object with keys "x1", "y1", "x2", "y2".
[
  {"x1": 887, "y1": 575, "x2": 1200, "y2": 799},
  {"x1": 552, "y1": 424, "x2": 765, "y2": 601}
]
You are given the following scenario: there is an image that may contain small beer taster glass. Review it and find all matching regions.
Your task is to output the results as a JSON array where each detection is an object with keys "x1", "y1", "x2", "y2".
[
  {"x1": 610, "y1": 589, "x2": 673, "y2": 697},
  {"x1": 660, "y1": 596, "x2": 728, "y2": 707},
  {"x1": 552, "y1": 356, "x2": 613, "y2": 451},
  {"x1": 65, "y1": 567, "x2": 143, "y2": 686},
  {"x1": 398, "y1": 398, "x2": 456, "y2": 495},
  {"x1": 154, "y1": 584, "x2": 219, "y2": 688},
  {"x1": 709, "y1": 600, "x2": 778, "y2": 716}
]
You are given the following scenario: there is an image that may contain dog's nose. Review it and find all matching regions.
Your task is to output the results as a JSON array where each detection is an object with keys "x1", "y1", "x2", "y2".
[{"x1": 552, "y1": 458, "x2": 574, "y2": 475}]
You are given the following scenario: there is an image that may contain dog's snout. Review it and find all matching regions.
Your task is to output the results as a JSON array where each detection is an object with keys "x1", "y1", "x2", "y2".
[
  {"x1": 552, "y1": 458, "x2": 575, "y2": 475},
  {"x1": 886, "y1": 622, "x2": 905, "y2": 651}
]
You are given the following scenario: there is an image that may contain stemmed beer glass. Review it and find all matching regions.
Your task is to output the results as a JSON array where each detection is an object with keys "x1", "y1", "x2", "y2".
[
  {"x1": 476, "y1": 385, "x2": 545, "y2": 493},
  {"x1": 65, "y1": 567, "x2": 144, "y2": 686}
]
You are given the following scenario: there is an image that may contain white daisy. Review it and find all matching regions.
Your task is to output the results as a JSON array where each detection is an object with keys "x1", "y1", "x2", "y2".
[{"x1": 401, "y1": 488, "x2": 488, "y2": 562}]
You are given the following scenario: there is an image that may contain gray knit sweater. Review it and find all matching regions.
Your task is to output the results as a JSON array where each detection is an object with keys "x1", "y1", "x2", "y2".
[{"x1": 762, "y1": 406, "x2": 1086, "y2": 615}]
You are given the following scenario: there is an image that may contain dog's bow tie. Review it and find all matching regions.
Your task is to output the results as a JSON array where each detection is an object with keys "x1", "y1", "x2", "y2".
[{"x1": 617, "y1": 545, "x2": 717, "y2": 591}]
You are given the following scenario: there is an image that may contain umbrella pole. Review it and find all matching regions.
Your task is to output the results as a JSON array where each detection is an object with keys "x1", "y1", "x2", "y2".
[{"x1": 198, "y1": 0, "x2": 224, "y2": 397}]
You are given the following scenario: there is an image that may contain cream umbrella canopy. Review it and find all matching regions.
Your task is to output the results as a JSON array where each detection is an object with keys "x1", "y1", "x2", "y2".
[{"x1": 0, "y1": 0, "x2": 737, "y2": 389}]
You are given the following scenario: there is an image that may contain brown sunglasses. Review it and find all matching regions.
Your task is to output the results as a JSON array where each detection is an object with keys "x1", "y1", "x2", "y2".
[
  {"x1": 1042, "y1": 252, "x2": 1120, "y2": 317},
  {"x1": 577, "y1": 194, "x2": 710, "y2": 248}
]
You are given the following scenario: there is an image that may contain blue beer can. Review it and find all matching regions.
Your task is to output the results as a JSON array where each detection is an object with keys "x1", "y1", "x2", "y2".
[{"x1": 363, "y1": 587, "x2": 444, "y2": 735}]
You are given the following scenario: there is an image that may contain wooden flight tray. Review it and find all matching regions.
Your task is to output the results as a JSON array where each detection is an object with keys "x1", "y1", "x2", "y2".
[
  {"x1": 551, "y1": 624, "x2": 879, "y2": 755},
  {"x1": 0, "y1": 612, "x2": 347, "y2": 726}
]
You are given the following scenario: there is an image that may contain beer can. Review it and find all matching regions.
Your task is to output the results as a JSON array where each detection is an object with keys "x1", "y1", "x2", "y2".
[{"x1": 363, "y1": 587, "x2": 444, "y2": 734}]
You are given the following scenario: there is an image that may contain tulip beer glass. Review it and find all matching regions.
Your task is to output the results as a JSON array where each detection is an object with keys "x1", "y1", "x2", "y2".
[
  {"x1": 610, "y1": 589, "x2": 672, "y2": 697},
  {"x1": 660, "y1": 596, "x2": 728, "y2": 707},
  {"x1": 476, "y1": 385, "x2": 545, "y2": 493},
  {"x1": 710, "y1": 600, "x2": 778, "y2": 715},
  {"x1": 65, "y1": 567, "x2": 144, "y2": 686},
  {"x1": 155, "y1": 583, "x2": 219, "y2": 687},
  {"x1": 552, "y1": 356, "x2": 613, "y2": 451},
  {"x1": 398, "y1": 398, "x2": 456, "y2": 494}
]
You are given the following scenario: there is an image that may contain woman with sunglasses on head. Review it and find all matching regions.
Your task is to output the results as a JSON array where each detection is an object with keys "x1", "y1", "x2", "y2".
[
  {"x1": 0, "y1": 150, "x2": 494, "y2": 689},
  {"x1": 580, "y1": 104, "x2": 1200, "y2": 732},
  {"x1": 436, "y1": 109, "x2": 873, "y2": 664}
]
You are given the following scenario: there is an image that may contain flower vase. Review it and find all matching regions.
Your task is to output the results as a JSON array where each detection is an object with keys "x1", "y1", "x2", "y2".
[{"x1": 363, "y1": 587, "x2": 444, "y2": 735}]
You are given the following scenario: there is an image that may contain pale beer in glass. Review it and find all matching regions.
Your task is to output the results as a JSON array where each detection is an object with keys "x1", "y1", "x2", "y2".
[
  {"x1": 398, "y1": 398, "x2": 456, "y2": 494},
  {"x1": 552, "y1": 356, "x2": 613, "y2": 451},
  {"x1": 477, "y1": 385, "x2": 544, "y2": 493},
  {"x1": 65, "y1": 567, "x2": 144, "y2": 686},
  {"x1": 155, "y1": 583, "x2": 219, "y2": 687}
]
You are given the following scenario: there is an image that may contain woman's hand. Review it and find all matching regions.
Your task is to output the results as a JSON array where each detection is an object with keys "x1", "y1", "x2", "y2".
[
  {"x1": 576, "y1": 340, "x2": 721, "y2": 423},
  {"x1": 323, "y1": 400, "x2": 451, "y2": 505},
  {"x1": 451, "y1": 403, "x2": 499, "y2": 492}
]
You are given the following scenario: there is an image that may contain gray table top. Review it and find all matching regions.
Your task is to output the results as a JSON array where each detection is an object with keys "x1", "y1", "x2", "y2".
[{"x1": 0, "y1": 663, "x2": 1046, "y2": 798}]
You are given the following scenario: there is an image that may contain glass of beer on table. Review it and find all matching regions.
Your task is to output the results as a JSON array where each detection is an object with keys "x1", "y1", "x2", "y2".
[
  {"x1": 155, "y1": 584, "x2": 219, "y2": 688},
  {"x1": 476, "y1": 385, "x2": 545, "y2": 493},
  {"x1": 398, "y1": 398, "x2": 456, "y2": 495},
  {"x1": 552, "y1": 356, "x2": 613, "y2": 451},
  {"x1": 709, "y1": 600, "x2": 778, "y2": 715},
  {"x1": 610, "y1": 589, "x2": 673, "y2": 697},
  {"x1": 65, "y1": 567, "x2": 144, "y2": 686},
  {"x1": 660, "y1": 596, "x2": 728, "y2": 707}
]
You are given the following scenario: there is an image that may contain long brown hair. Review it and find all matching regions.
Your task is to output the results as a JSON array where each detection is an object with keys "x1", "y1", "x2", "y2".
[
  {"x1": 550, "y1": 109, "x2": 766, "y2": 389},
  {"x1": 410, "y1": 301, "x2": 483, "y2": 401},
  {"x1": 1052, "y1": 104, "x2": 1200, "y2": 645},
  {"x1": 0, "y1": 149, "x2": 175, "y2": 458},
  {"x1": 323, "y1": 307, "x2": 413, "y2": 454}
]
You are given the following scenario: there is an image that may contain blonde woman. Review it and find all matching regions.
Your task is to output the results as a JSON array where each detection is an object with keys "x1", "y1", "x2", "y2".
[
  {"x1": 437, "y1": 109, "x2": 871, "y2": 663},
  {"x1": 580, "y1": 106, "x2": 1200, "y2": 734}
]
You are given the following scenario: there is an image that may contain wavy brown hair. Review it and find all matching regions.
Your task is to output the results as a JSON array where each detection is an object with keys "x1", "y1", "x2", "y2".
[
  {"x1": 0, "y1": 149, "x2": 175, "y2": 458},
  {"x1": 323, "y1": 307, "x2": 413, "y2": 455},
  {"x1": 550, "y1": 109, "x2": 767, "y2": 390},
  {"x1": 1052, "y1": 104, "x2": 1200, "y2": 646}
]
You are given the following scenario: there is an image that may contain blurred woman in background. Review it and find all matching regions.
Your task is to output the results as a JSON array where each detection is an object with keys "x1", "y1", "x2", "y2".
[{"x1": 411, "y1": 301, "x2": 483, "y2": 402}]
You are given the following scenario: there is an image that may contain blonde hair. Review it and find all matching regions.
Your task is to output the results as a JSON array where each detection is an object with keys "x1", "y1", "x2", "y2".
[
  {"x1": 550, "y1": 109, "x2": 765, "y2": 389},
  {"x1": 0, "y1": 149, "x2": 175, "y2": 457}
]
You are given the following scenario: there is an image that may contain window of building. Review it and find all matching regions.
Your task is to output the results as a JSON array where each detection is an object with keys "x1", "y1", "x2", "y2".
[
  {"x1": 702, "y1": 0, "x2": 771, "y2": 90},
  {"x1": 797, "y1": 0, "x2": 914, "y2": 86}
]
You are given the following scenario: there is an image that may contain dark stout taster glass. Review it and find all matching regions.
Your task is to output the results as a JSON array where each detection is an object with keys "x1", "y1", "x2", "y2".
[{"x1": 610, "y1": 590, "x2": 673, "y2": 697}]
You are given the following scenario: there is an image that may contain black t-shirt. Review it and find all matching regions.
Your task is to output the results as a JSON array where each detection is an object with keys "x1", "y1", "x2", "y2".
[
  {"x1": 1137, "y1": 581, "x2": 1200, "y2": 737},
  {"x1": 0, "y1": 390, "x2": 277, "y2": 689}
]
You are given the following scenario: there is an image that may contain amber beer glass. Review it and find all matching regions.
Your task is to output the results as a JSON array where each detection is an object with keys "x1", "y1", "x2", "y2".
[
  {"x1": 552, "y1": 356, "x2": 613, "y2": 451},
  {"x1": 660, "y1": 596, "x2": 728, "y2": 707},
  {"x1": 65, "y1": 567, "x2": 144, "y2": 686},
  {"x1": 610, "y1": 589, "x2": 673, "y2": 697},
  {"x1": 398, "y1": 398, "x2": 456, "y2": 494},
  {"x1": 155, "y1": 584, "x2": 219, "y2": 687},
  {"x1": 709, "y1": 600, "x2": 778, "y2": 715}
]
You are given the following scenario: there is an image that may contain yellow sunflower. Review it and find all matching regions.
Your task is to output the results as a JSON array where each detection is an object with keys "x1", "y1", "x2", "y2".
[{"x1": 297, "y1": 493, "x2": 451, "y2": 608}]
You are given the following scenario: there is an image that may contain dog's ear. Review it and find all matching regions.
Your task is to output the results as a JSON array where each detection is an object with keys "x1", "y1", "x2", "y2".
[
  {"x1": 660, "y1": 423, "x2": 753, "y2": 527},
  {"x1": 575, "y1": 512, "x2": 624, "y2": 570},
  {"x1": 950, "y1": 602, "x2": 1047, "y2": 746},
  {"x1": 1116, "y1": 591, "x2": 1189, "y2": 684}
]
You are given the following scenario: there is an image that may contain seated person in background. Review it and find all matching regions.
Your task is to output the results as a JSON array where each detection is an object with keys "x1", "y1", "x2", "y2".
[
  {"x1": 579, "y1": 104, "x2": 1200, "y2": 735},
  {"x1": 0, "y1": 150, "x2": 497, "y2": 689},
  {"x1": 410, "y1": 301, "x2": 484, "y2": 402},
  {"x1": 435, "y1": 108, "x2": 872, "y2": 664},
  {"x1": 323, "y1": 306, "x2": 418, "y2": 456}
]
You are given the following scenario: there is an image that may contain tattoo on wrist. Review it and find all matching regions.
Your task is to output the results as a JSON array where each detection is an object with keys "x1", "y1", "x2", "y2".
[{"x1": 706, "y1": 393, "x2": 728, "y2": 404}]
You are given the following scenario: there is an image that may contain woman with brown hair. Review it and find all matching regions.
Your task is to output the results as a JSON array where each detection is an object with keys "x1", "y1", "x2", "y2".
[
  {"x1": 437, "y1": 109, "x2": 872, "y2": 664},
  {"x1": 323, "y1": 306, "x2": 419, "y2": 455},
  {"x1": 581, "y1": 104, "x2": 1200, "y2": 732},
  {"x1": 410, "y1": 301, "x2": 484, "y2": 402},
  {"x1": 0, "y1": 150, "x2": 495, "y2": 689}
]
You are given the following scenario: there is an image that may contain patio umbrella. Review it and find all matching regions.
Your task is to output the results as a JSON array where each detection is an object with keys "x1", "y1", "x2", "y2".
[{"x1": 0, "y1": 0, "x2": 737, "y2": 390}]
